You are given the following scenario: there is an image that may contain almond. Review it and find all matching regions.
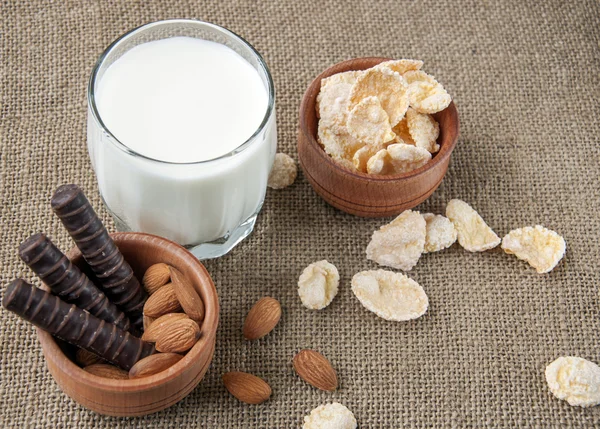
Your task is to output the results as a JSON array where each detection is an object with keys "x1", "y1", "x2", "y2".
[
  {"x1": 143, "y1": 263, "x2": 171, "y2": 294},
  {"x1": 141, "y1": 312, "x2": 189, "y2": 342},
  {"x1": 170, "y1": 267, "x2": 204, "y2": 323},
  {"x1": 222, "y1": 371, "x2": 272, "y2": 404},
  {"x1": 143, "y1": 283, "x2": 182, "y2": 318},
  {"x1": 83, "y1": 364, "x2": 129, "y2": 380},
  {"x1": 129, "y1": 353, "x2": 183, "y2": 379},
  {"x1": 75, "y1": 348, "x2": 104, "y2": 367},
  {"x1": 243, "y1": 297, "x2": 281, "y2": 340},
  {"x1": 143, "y1": 315, "x2": 156, "y2": 332},
  {"x1": 292, "y1": 349, "x2": 338, "y2": 391},
  {"x1": 155, "y1": 318, "x2": 201, "y2": 353}
]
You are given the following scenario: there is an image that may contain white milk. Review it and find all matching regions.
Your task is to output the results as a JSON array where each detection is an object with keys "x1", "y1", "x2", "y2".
[{"x1": 88, "y1": 36, "x2": 276, "y2": 248}]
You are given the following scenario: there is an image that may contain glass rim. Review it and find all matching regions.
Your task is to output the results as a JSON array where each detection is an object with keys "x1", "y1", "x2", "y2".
[{"x1": 87, "y1": 19, "x2": 275, "y2": 165}]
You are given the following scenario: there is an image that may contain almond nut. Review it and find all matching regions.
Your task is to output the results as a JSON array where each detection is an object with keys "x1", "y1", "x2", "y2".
[
  {"x1": 170, "y1": 267, "x2": 204, "y2": 323},
  {"x1": 243, "y1": 297, "x2": 281, "y2": 340},
  {"x1": 143, "y1": 283, "x2": 182, "y2": 318},
  {"x1": 293, "y1": 349, "x2": 338, "y2": 391},
  {"x1": 129, "y1": 353, "x2": 183, "y2": 379},
  {"x1": 155, "y1": 318, "x2": 201, "y2": 353},
  {"x1": 143, "y1": 315, "x2": 156, "y2": 332},
  {"x1": 141, "y1": 312, "x2": 189, "y2": 342},
  {"x1": 222, "y1": 371, "x2": 272, "y2": 404},
  {"x1": 143, "y1": 263, "x2": 171, "y2": 294},
  {"x1": 75, "y1": 348, "x2": 104, "y2": 367},
  {"x1": 83, "y1": 364, "x2": 129, "y2": 380}
]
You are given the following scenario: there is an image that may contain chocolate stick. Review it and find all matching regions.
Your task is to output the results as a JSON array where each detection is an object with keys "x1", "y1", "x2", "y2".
[
  {"x1": 51, "y1": 185, "x2": 146, "y2": 332},
  {"x1": 2, "y1": 279, "x2": 154, "y2": 370},
  {"x1": 18, "y1": 233, "x2": 132, "y2": 333}
]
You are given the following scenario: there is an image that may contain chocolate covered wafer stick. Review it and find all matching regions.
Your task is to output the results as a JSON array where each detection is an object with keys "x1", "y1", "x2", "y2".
[
  {"x1": 2, "y1": 279, "x2": 154, "y2": 370},
  {"x1": 51, "y1": 185, "x2": 146, "y2": 332},
  {"x1": 18, "y1": 233, "x2": 132, "y2": 333}
]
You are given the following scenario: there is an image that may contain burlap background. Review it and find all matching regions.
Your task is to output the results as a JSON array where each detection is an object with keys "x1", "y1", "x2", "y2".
[{"x1": 2, "y1": 1, "x2": 599, "y2": 427}]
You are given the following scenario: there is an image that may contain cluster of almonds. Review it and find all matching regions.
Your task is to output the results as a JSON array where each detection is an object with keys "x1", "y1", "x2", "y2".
[
  {"x1": 220, "y1": 297, "x2": 351, "y2": 426},
  {"x1": 223, "y1": 297, "x2": 338, "y2": 394},
  {"x1": 77, "y1": 263, "x2": 204, "y2": 379},
  {"x1": 316, "y1": 59, "x2": 451, "y2": 175}
]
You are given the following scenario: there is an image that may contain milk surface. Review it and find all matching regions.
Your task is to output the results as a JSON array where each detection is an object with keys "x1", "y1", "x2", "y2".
[
  {"x1": 96, "y1": 37, "x2": 268, "y2": 162},
  {"x1": 89, "y1": 36, "x2": 276, "y2": 248}
]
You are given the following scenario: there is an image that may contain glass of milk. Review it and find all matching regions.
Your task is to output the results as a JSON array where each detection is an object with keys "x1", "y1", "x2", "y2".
[{"x1": 87, "y1": 20, "x2": 276, "y2": 259}]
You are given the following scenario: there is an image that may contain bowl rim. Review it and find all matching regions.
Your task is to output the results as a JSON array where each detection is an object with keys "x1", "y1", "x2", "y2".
[
  {"x1": 36, "y1": 231, "x2": 219, "y2": 392},
  {"x1": 299, "y1": 56, "x2": 459, "y2": 181}
]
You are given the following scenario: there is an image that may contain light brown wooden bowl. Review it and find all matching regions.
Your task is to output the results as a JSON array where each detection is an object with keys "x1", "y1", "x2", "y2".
[
  {"x1": 36, "y1": 232, "x2": 219, "y2": 417},
  {"x1": 298, "y1": 57, "x2": 459, "y2": 217}
]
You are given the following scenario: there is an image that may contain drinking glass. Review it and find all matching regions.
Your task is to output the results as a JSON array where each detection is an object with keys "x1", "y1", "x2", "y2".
[{"x1": 87, "y1": 19, "x2": 276, "y2": 259}]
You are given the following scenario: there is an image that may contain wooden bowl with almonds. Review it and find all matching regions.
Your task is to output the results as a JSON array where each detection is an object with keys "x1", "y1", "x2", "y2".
[
  {"x1": 36, "y1": 232, "x2": 219, "y2": 417},
  {"x1": 298, "y1": 57, "x2": 459, "y2": 217}
]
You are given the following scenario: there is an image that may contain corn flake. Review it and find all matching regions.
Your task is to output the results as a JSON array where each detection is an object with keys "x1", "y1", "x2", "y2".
[
  {"x1": 422, "y1": 213, "x2": 457, "y2": 253},
  {"x1": 501, "y1": 225, "x2": 566, "y2": 273},
  {"x1": 366, "y1": 210, "x2": 426, "y2": 271},
  {"x1": 385, "y1": 143, "x2": 431, "y2": 173},
  {"x1": 375, "y1": 59, "x2": 424, "y2": 75},
  {"x1": 352, "y1": 145, "x2": 374, "y2": 173},
  {"x1": 303, "y1": 403, "x2": 357, "y2": 429},
  {"x1": 349, "y1": 67, "x2": 409, "y2": 126},
  {"x1": 446, "y1": 199, "x2": 500, "y2": 252},
  {"x1": 321, "y1": 70, "x2": 363, "y2": 88},
  {"x1": 545, "y1": 357, "x2": 600, "y2": 407},
  {"x1": 366, "y1": 144, "x2": 431, "y2": 175},
  {"x1": 406, "y1": 107, "x2": 440, "y2": 153},
  {"x1": 268, "y1": 153, "x2": 297, "y2": 189},
  {"x1": 404, "y1": 70, "x2": 451, "y2": 114},
  {"x1": 392, "y1": 117, "x2": 416, "y2": 145},
  {"x1": 351, "y1": 269, "x2": 428, "y2": 321},
  {"x1": 316, "y1": 75, "x2": 355, "y2": 128},
  {"x1": 318, "y1": 125, "x2": 364, "y2": 163},
  {"x1": 298, "y1": 260, "x2": 340, "y2": 310},
  {"x1": 347, "y1": 96, "x2": 395, "y2": 146}
]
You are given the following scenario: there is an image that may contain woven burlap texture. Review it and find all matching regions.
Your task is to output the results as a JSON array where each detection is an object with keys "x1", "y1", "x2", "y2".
[{"x1": 2, "y1": 1, "x2": 599, "y2": 427}]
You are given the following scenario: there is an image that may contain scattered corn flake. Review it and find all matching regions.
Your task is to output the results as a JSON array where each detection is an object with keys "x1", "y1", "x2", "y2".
[
  {"x1": 347, "y1": 96, "x2": 395, "y2": 146},
  {"x1": 318, "y1": 125, "x2": 364, "y2": 163},
  {"x1": 375, "y1": 59, "x2": 424, "y2": 75},
  {"x1": 545, "y1": 357, "x2": 600, "y2": 407},
  {"x1": 366, "y1": 210, "x2": 426, "y2": 270},
  {"x1": 403, "y1": 70, "x2": 451, "y2": 114},
  {"x1": 298, "y1": 260, "x2": 340, "y2": 310},
  {"x1": 422, "y1": 213, "x2": 457, "y2": 253},
  {"x1": 501, "y1": 225, "x2": 566, "y2": 273},
  {"x1": 349, "y1": 67, "x2": 409, "y2": 126},
  {"x1": 406, "y1": 108, "x2": 440, "y2": 153},
  {"x1": 303, "y1": 403, "x2": 357, "y2": 429},
  {"x1": 392, "y1": 117, "x2": 416, "y2": 146},
  {"x1": 268, "y1": 153, "x2": 297, "y2": 189},
  {"x1": 445, "y1": 199, "x2": 500, "y2": 252},
  {"x1": 351, "y1": 269, "x2": 428, "y2": 321}
]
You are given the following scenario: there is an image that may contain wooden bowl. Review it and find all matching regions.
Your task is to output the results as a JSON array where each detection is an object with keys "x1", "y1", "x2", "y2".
[
  {"x1": 298, "y1": 57, "x2": 459, "y2": 217},
  {"x1": 36, "y1": 232, "x2": 219, "y2": 417}
]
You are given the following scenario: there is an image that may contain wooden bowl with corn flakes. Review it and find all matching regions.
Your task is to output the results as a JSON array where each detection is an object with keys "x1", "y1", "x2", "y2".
[{"x1": 298, "y1": 57, "x2": 459, "y2": 217}]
